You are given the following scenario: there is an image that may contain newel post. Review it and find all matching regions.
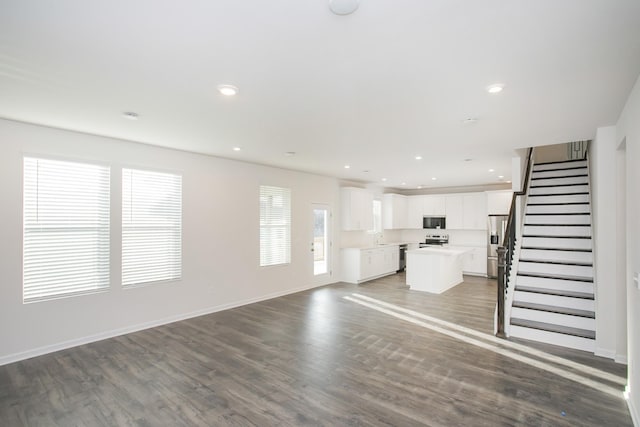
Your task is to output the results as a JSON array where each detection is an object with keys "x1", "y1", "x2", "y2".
[{"x1": 496, "y1": 246, "x2": 507, "y2": 338}]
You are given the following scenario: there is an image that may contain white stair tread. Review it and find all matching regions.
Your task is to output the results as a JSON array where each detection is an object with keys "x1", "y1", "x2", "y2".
[
  {"x1": 526, "y1": 204, "x2": 590, "y2": 214},
  {"x1": 512, "y1": 301, "x2": 594, "y2": 318},
  {"x1": 532, "y1": 168, "x2": 589, "y2": 179},
  {"x1": 527, "y1": 194, "x2": 590, "y2": 203},
  {"x1": 517, "y1": 271, "x2": 593, "y2": 283},
  {"x1": 515, "y1": 286, "x2": 593, "y2": 299},
  {"x1": 516, "y1": 275, "x2": 594, "y2": 294},
  {"x1": 511, "y1": 318, "x2": 595, "y2": 339},
  {"x1": 532, "y1": 160, "x2": 588, "y2": 171},
  {"x1": 530, "y1": 175, "x2": 588, "y2": 186}
]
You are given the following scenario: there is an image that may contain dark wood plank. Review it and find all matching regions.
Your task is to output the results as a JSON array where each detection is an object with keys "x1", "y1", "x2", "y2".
[{"x1": 0, "y1": 273, "x2": 631, "y2": 426}]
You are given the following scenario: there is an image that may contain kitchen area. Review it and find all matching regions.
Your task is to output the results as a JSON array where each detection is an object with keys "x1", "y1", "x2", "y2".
[{"x1": 340, "y1": 187, "x2": 512, "y2": 292}]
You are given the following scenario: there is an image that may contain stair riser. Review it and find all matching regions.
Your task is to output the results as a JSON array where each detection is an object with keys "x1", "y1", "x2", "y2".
[
  {"x1": 528, "y1": 194, "x2": 590, "y2": 204},
  {"x1": 520, "y1": 249, "x2": 593, "y2": 263},
  {"x1": 529, "y1": 185, "x2": 589, "y2": 195},
  {"x1": 513, "y1": 291, "x2": 595, "y2": 311},
  {"x1": 516, "y1": 275, "x2": 594, "y2": 294},
  {"x1": 521, "y1": 236, "x2": 592, "y2": 250},
  {"x1": 524, "y1": 214, "x2": 591, "y2": 225},
  {"x1": 532, "y1": 168, "x2": 588, "y2": 179},
  {"x1": 518, "y1": 261, "x2": 593, "y2": 277},
  {"x1": 533, "y1": 160, "x2": 588, "y2": 171},
  {"x1": 531, "y1": 176, "x2": 588, "y2": 186},
  {"x1": 526, "y1": 204, "x2": 590, "y2": 214},
  {"x1": 523, "y1": 225, "x2": 591, "y2": 237},
  {"x1": 509, "y1": 325, "x2": 595, "y2": 352},
  {"x1": 511, "y1": 307, "x2": 595, "y2": 330}
]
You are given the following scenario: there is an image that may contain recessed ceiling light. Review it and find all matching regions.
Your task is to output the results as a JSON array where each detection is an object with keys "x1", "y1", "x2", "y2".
[
  {"x1": 417, "y1": 185, "x2": 423, "y2": 189},
  {"x1": 401, "y1": 182, "x2": 406, "y2": 186},
  {"x1": 381, "y1": 178, "x2": 387, "y2": 182},
  {"x1": 464, "y1": 158, "x2": 473, "y2": 162},
  {"x1": 218, "y1": 84, "x2": 238, "y2": 96},
  {"x1": 415, "y1": 155, "x2": 423, "y2": 160},
  {"x1": 431, "y1": 177, "x2": 437, "y2": 181},
  {"x1": 329, "y1": 0, "x2": 360, "y2": 15},
  {"x1": 507, "y1": 180, "x2": 512, "y2": 183},
  {"x1": 489, "y1": 169, "x2": 495, "y2": 173},
  {"x1": 462, "y1": 118, "x2": 478, "y2": 125},
  {"x1": 486, "y1": 84, "x2": 504, "y2": 94},
  {"x1": 123, "y1": 112, "x2": 139, "y2": 120},
  {"x1": 498, "y1": 175, "x2": 504, "y2": 179},
  {"x1": 233, "y1": 147, "x2": 241, "y2": 152},
  {"x1": 285, "y1": 151, "x2": 296, "y2": 156},
  {"x1": 344, "y1": 165, "x2": 350, "y2": 169}
]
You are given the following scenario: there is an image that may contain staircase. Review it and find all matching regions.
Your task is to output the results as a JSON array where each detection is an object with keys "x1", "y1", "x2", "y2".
[{"x1": 509, "y1": 159, "x2": 595, "y2": 352}]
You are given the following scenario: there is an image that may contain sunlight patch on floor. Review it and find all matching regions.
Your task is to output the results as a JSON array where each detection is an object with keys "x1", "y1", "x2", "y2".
[{"x1": 344, "y1": 293, "x2": 625, "y2": 399}]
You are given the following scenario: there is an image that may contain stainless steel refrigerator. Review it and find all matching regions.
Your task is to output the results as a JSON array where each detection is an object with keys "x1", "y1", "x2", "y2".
[{"x1": 487, "y1": 215, "x2": 509, "y2": 278}]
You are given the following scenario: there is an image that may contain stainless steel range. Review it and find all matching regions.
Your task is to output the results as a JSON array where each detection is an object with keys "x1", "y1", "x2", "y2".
[{"x1": 419, "y1": 234, "x2": 449, "y2": 248}]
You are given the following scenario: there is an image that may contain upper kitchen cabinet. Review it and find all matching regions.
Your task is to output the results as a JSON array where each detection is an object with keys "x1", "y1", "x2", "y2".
[
  {"x1": 383, "y1": 194, "x2": 407, "y2": 229},
  {"x1": 462, "y1": 193, "x2": 487, "y2": 230},
  {"x1": 407, "y1": 195, "x2": 425, "y2": 229},
  {"x1": 486, "y1": 190, "x2": 514, "y2": 215},
  {"x1": 423, "y1": 195, "x2": 445, "y2": 216},
  {"x1": 341, "y1": 187, "x2": 374, "y2": 231},
  {"x1": 445, "y1": 195, "x2": 464, "y2": 229}
]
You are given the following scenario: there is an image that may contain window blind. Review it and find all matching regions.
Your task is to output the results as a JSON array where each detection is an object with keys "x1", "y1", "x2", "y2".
[
  {"x1": 259, "y1": 185, "x2": 291, "y2": 266},
  {"x1": 122, "y1": 168, "x2": 182, "y2": 286},
  {"x1": 23, "y1": 157, "x2": 110, "y2": 302}
]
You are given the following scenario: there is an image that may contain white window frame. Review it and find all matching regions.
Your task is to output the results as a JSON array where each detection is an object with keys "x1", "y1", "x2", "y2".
[
  {"x1": 259, "y1": 185, "x2": 291, "y2": 267},
  {"x1": 22, "y1": 156, "x2": 111, "y2": 303},
  {"x1": 122, "y1": 168, "x2": 182, "y2": 287}
]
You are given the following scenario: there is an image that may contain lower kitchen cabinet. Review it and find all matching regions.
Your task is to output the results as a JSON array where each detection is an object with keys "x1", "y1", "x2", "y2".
[
  {"x1": 462, "y1": 247, "x2": 487, "y2": 276},
  {"x1": 341, "y1": 245, "x2": 400, "y2": 284}
]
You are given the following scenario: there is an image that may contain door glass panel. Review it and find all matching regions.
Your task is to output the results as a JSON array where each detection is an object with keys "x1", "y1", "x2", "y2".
[{"x1": 313, "y1": 208, "x2": 328, "y2": 276}]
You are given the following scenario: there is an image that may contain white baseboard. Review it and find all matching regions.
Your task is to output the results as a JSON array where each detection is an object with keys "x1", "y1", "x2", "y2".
[
  {"x1": 595, "y1": 347, "x2": 616, "y2": 359},
  {"x1": 594, "y1": 347, "x2": 629, "y2": 364},
  {"x1": 0, "y1": 281, "x2": 332, "y2": 367},
  {"x1": 616, "y1": 354, "x2": 628, "y2": 365},
  {"x1": 626, "y1": 387, "x2": 639, "y2": 427}
]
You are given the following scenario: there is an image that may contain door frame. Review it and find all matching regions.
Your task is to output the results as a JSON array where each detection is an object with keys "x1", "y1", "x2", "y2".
[{"x1": 311, "y1": 203, "x2": 332, "y2": 285}]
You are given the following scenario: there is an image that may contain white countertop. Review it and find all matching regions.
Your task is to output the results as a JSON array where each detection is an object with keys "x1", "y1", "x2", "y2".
[
  {"x1": 341, "y1": 241, "x2": 420, "y2": 250},
  {"x1": 407, "y1": 246, "x2": 473, "y2": 256}
]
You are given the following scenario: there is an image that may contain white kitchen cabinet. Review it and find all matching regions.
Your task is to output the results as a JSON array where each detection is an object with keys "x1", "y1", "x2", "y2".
[
  {"x1": 445, "y1": 195, "x2": 463, "y2": 229},
  {"x1": 462, "y1": 193, "x2": 487, "y2": 230},
  {"x1": 462, "y1": 247, "x2": 488, "y2": 276},
  {"x1": 486, "y1": 190, "x2": 513, "y2": 215},
  {"x1": 385, "y1": 245, "x2": 400, "y2": 272},
  {"x1": 341, "y1": 187, "x2": 374, "y2": 231},
  {"x1": 383, "y1": 194, "x2": 407, "y2": 229},
  {"x1": 423, "y1": 195, "x2": 446, "y2": 216},
  {"x1": 407, "y1": 196, "x2": 424, "y2": 229},
  {"x1": 341, "y1": 245, "x2": 400, "y2": 284}
]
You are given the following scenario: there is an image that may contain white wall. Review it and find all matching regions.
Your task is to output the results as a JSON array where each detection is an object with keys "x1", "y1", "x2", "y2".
[
  {"x1": 615, "y1": 74, "x2": 640, "y2": 425},
  {"x1": 0, "y1": 119, "x2": 341, "y2": 364},
  {"x1": 590, "y1": 126, "x2": 626, "y2": 361}
]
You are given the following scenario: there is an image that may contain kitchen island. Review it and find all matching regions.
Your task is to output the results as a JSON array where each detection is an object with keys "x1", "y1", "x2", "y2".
[{"x1": 406, "y1": 246, "x2": 472, "y2": 294}]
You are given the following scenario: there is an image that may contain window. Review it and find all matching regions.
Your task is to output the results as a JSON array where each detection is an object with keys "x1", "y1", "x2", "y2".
[
  {"x1": 370, "y1": 199, "x2": 382, "y2": 234},
  {"x1": 122, "y1": 168, "x2": 182, "y2": 286},
  {"x1": 260, "y1": 185, "x2": 291, "y2": 266},
  {"x1": 23, "y1": 157, "x2": 110, "y2": 302}
]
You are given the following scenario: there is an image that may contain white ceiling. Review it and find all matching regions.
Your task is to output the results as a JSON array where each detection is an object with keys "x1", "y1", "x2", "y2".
[{"x1": 1, "y1": 1, "x2": 639, "y2": 190}]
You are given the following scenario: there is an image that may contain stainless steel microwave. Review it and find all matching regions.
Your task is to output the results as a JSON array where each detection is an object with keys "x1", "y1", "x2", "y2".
[{"x1": 423, "y1": 216, "x2": 446, "y2": 229}]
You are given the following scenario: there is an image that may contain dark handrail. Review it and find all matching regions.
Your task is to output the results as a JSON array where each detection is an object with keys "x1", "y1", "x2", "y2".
[{"x1": 496, "y1": 147, "x2": 534, "y2": 338}]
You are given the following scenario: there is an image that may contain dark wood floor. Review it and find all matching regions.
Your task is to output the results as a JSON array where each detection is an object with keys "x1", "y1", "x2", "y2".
[{"x1": 0, "y1": 274, "x2": 632, "y2": 426}]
